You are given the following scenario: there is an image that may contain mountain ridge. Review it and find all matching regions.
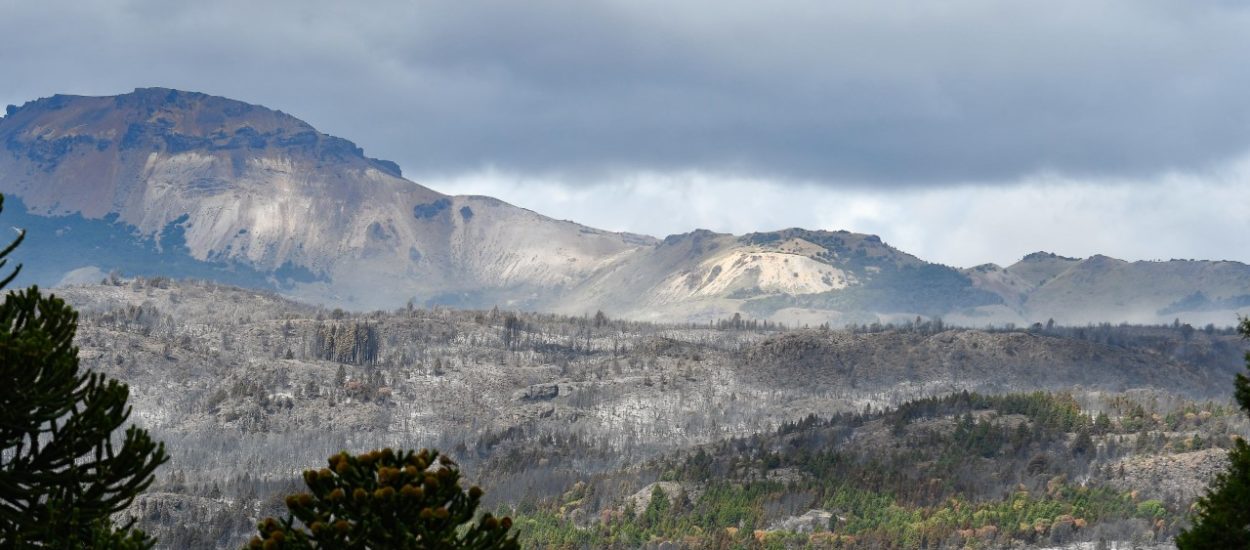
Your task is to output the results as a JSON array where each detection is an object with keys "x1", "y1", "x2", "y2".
[{"x1": 3, "y1": 88, "x2": 1248, "y2": 325}]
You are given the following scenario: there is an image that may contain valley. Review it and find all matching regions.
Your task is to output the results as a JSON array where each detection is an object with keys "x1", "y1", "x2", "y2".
[{"x1": 50, "y1": 278, "x2": 1249, "y2": 548}]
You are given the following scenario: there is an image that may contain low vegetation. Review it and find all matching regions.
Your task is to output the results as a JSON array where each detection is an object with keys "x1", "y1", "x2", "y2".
[{"x1": 512, "y1": 391, "x2": 1247, "y2": 548}]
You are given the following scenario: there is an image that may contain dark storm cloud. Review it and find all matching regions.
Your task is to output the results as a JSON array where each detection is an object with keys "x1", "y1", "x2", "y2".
[{"x1": 3, "y1": 0, "x2": 1250, "y2": 185}]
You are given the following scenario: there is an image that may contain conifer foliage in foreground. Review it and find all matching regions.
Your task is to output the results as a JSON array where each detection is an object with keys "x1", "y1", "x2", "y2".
[
  {"x1": 0, "y1": 194, "x2": 169, "y2": 547},
  {"x1": 249, "y1": 448, "x2": 518, "y2": 549},
  {"x1": 1176, "y1": 317, "x2": 1250, "y2": 548}
]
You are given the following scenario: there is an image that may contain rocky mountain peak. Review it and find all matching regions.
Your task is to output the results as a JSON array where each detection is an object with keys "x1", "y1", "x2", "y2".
[{"x1": 2, "y1": 88, "x2": 402, "y2": 178}]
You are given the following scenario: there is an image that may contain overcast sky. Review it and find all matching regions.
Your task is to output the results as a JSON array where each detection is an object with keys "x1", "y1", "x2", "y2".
[{"x1": 2, "y1": 0, "x2": 1248, "y2": 266}]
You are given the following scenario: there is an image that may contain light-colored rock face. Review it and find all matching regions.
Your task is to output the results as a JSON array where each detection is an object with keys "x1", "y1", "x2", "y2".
[
  {"x1": 654, "y1": 248, "x2": 852, "y2": 302},
  {"x1": 122, "y1": 151, "x2": 430, "y2": 272}
]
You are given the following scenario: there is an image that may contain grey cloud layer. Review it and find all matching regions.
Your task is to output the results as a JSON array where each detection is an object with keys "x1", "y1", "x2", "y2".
[{"x1": 3, "y1": 0, "x2": 1250, "y2": 184}]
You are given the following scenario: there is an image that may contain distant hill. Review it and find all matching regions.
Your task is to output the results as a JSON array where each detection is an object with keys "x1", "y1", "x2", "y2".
[
  {"x1": 2, "y1": 88, "x2": 1248, "y2": 324},
  {"x1": 961, "y1": 252, "x2": 1250, "y2": 325}
]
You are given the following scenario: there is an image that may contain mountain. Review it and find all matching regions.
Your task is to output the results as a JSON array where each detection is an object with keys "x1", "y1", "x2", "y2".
[
  {"x1": 2, "y1": 88, "x2": 1248, "y2": 324},
  {"x1": 0, "y1": 88, "x2": 651, "y2": 310}
]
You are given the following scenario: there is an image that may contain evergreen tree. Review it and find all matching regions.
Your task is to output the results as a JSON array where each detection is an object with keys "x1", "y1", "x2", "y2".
[
  {"x1": 249, "y1": 448, "x2": 518, "y2": 549},
  {"x1": 1176, "y1": 317, "x2": 1250, "y2": 549},
  {"x1": 0, "y1": 195, "x2": 169, "y2": 547},
  {"x1": 641, "y1": 485, "x2": 671, "y2": 531}
]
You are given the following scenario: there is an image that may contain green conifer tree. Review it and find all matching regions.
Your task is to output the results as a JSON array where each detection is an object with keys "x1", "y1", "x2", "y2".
[
  {"x1": 1176, "y1": 317, "x2": 1250, "y2": 548},
  {"x1": 249, "y1": 448, "x2": 518, "y2": 549},
  {"x1": 0, "y1": 195, "x2": 169, "y2": 547}
]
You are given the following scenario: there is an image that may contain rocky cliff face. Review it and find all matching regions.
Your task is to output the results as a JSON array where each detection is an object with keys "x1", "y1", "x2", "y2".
[{"x1": 3, "y1": 88, "x2": 1248, "y2": 324}]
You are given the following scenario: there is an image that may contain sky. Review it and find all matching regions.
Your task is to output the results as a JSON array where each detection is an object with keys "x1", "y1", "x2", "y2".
[{"x1": 1, "y1": 0, "x2": 1248, "y2": 267}]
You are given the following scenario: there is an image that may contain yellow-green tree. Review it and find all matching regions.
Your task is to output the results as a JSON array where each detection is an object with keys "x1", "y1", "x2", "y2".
[{"x1": 249, "y1": 448, "x2": 518, "y2": 549}]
